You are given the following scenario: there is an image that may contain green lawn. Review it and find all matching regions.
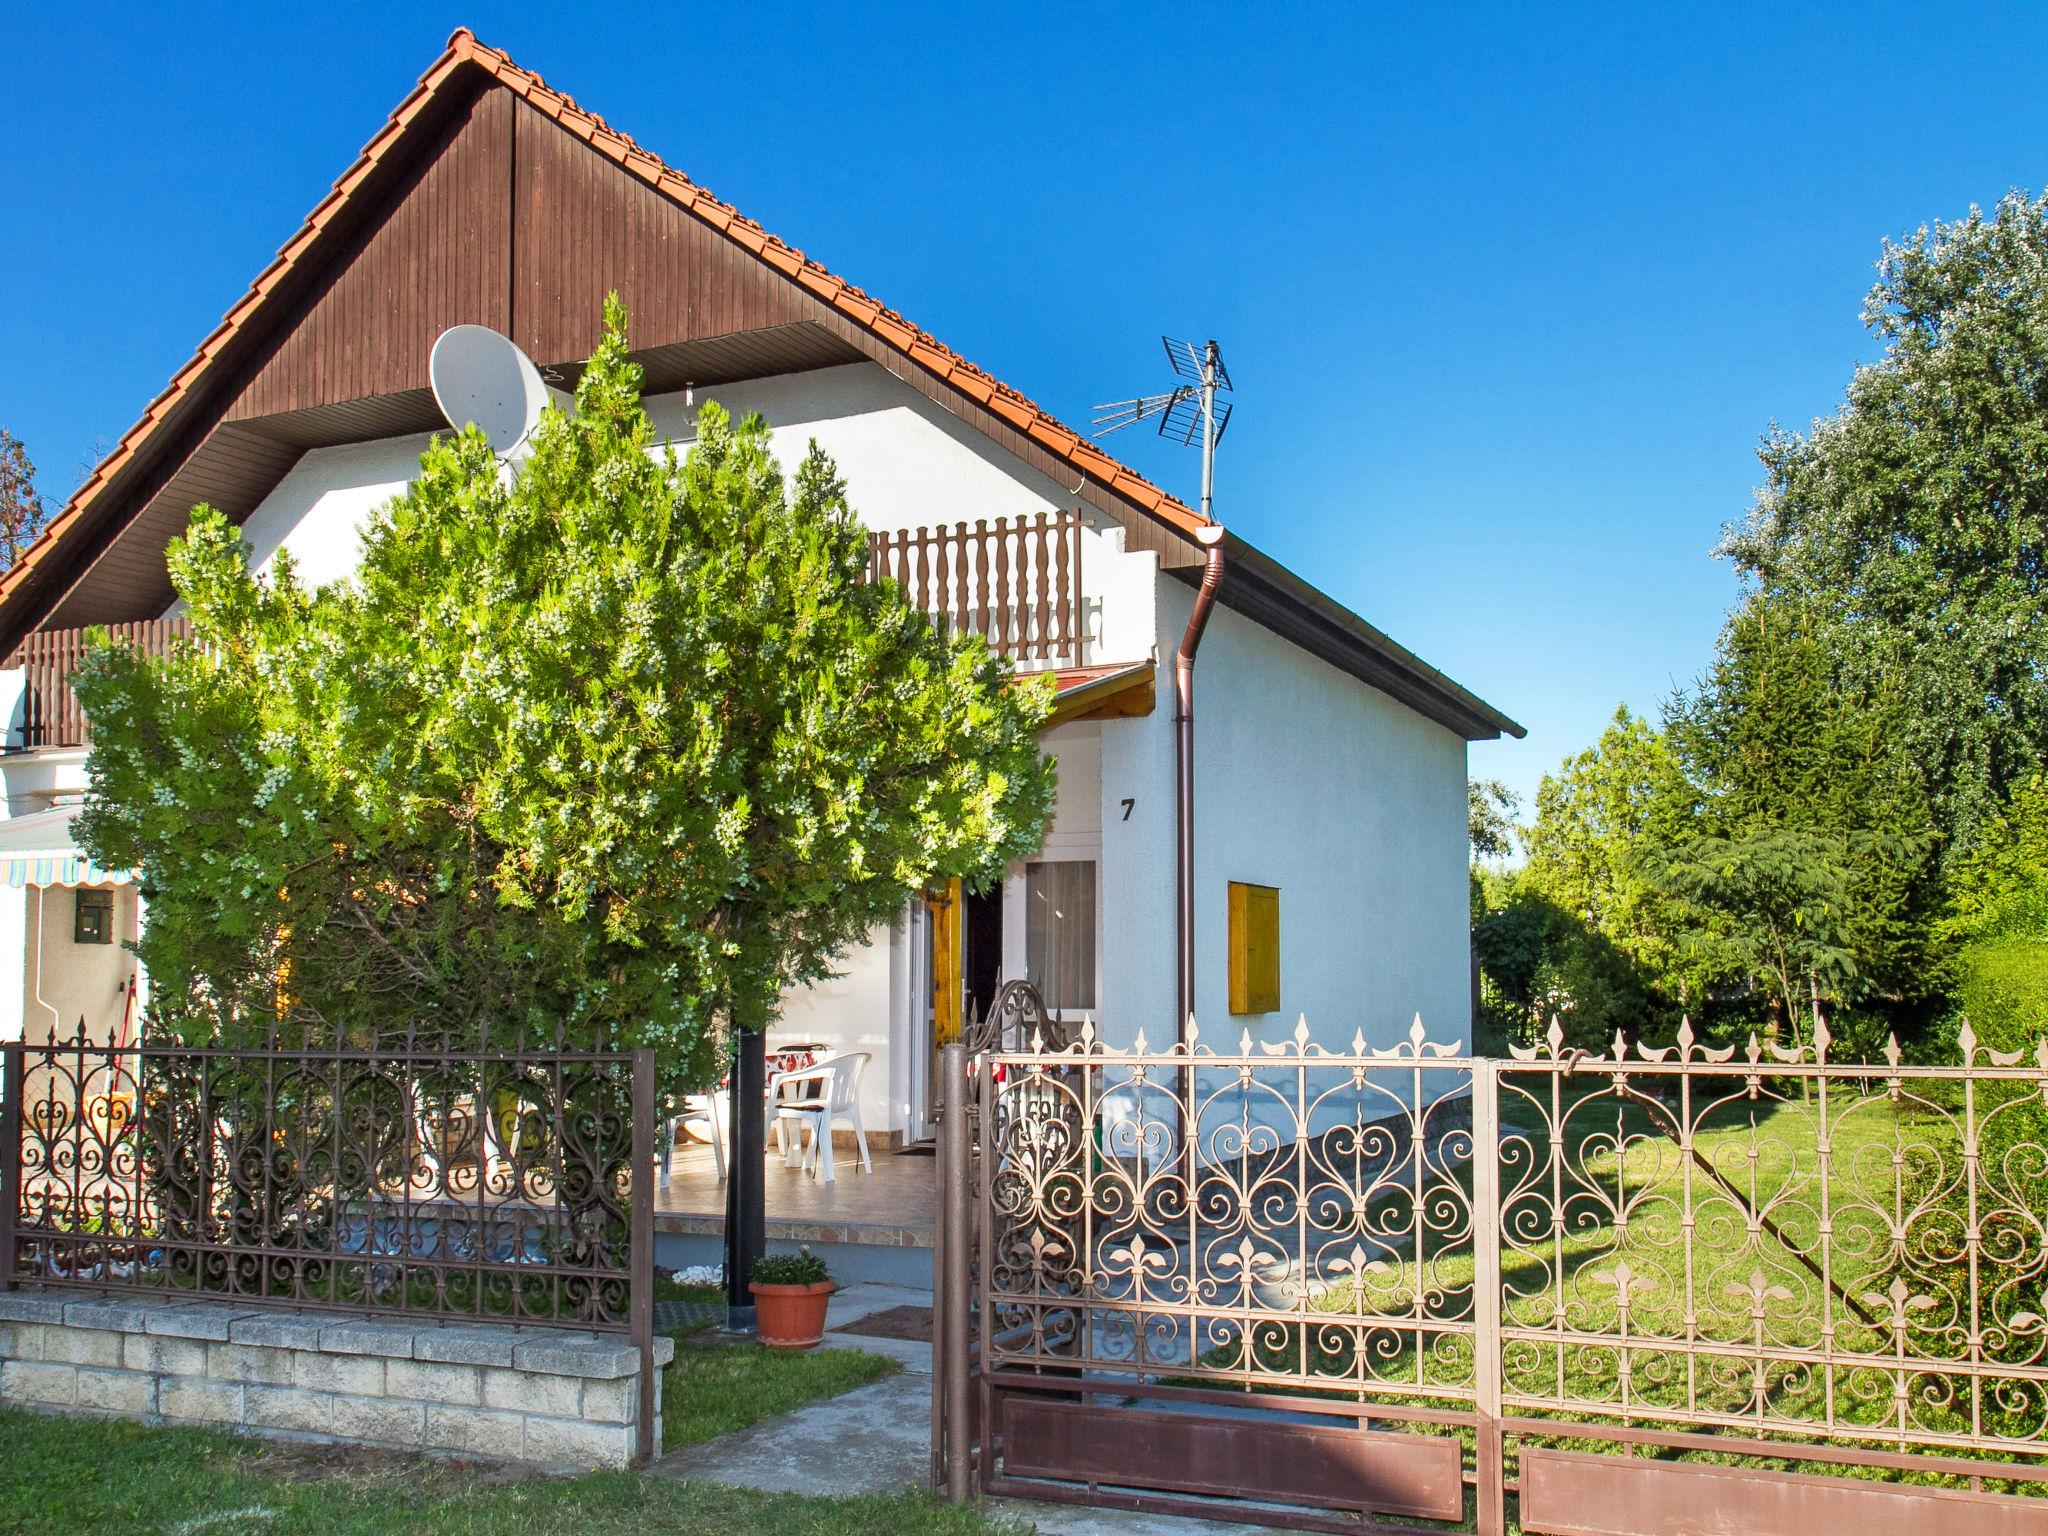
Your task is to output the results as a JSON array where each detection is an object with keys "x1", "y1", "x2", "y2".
[
  {"x1": 663, "y1": 1338, "x2": 898, "y2": 1450},
  {"x1": 0, "y1": 1410, "x2": 1016, "y2": 1536},
  {"x1": 1174, "y1": 1084, "x2": 2044, "y2": 1456},
  {"x1": 650, "y1": 1277, "x2": 899, "y2": 1450}
]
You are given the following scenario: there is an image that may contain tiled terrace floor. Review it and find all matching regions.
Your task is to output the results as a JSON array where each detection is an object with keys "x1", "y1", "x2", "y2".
[{"x1": 652, "y1": 1139, "x2": 936, "y2": 1249}]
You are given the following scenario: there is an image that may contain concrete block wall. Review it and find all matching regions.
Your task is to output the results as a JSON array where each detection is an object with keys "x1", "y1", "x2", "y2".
[{"x1": 0, "y1": 1292, "x2": 672, "y2": 1469}]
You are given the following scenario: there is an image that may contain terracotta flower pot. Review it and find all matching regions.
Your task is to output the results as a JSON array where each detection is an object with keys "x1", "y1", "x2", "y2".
[{"x1": 751, "y1": 1279, "x2": 835, "y2": 1348}]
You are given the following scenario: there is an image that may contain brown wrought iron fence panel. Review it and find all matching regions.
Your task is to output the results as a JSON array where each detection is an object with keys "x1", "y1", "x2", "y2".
[{"x1": 2, "y1": 1024, "x2": 644, "y2": 1334}]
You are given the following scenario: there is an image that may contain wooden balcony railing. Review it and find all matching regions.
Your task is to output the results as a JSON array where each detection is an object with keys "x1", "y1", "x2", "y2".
[
  {"x1": 6, "y1": 513, "x2": 1087, "y2": 752},
  {"x1": 5, "y1": 619, "x2": 193, "y2": 749},
  {"x1": 868, "y1": 510, "x2": 1085, "y2": 667}
]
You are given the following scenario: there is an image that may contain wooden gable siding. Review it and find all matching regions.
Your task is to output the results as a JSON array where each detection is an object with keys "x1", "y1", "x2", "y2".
[
  {"x1": 510, "y1": 102, "x2": 814, "y2": 365},
  {"x1": 26, "y1": 81, "x2": 508, "y2": 636},
  {"x1": 17, "y1": 75, "x2": 1200, "y2": 648},
  {"x1": 223, "y1": 87, "x2": 514, "y2": 420}
]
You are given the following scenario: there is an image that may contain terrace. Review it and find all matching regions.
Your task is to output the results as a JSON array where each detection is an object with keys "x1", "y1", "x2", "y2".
[{"x1": 651, "y1": 1135, "x2": 936, "y2": 1254}]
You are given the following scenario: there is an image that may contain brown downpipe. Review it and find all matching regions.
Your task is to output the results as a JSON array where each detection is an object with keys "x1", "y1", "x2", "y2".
[{"x1": 1175, "y1": 524, "x2": 1228, "y2": 1040}]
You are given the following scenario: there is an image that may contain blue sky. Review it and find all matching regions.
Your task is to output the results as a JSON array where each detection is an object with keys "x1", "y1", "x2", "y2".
[{"x1": 5, "y1": 3, "x2": 2046, "y2": 815}]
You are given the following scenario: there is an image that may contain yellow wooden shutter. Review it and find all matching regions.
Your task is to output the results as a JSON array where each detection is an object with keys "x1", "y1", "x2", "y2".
[
  {"x1": 929, "y1": 878, "x2": 964, "y2": 1044},
  {"x1": 1228, "y1": 881, "x2": 1280, "y2": 1016}
]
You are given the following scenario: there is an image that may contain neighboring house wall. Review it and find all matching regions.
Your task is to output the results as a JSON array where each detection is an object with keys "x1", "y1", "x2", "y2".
[
  {"x1": 0, "y1": 887, "x2": 23, "y2": 1042},
  {"x1": 20, "y1": 882, "x2": 137, "y2": 1046}
]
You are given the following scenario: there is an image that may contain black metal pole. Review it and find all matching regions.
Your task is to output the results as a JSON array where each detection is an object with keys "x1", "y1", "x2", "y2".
[
  {"x1": 722, "y1": 1027, "x2": 766, "y2": 1331},
  {"x1": 0, "y1": 1041, "x2": 20, "y2": 1291}
]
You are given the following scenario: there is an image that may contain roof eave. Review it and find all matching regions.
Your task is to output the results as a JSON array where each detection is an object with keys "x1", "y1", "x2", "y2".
[{"x1": 1187, "y1": 534, "x2": 1525, "y2": 743}]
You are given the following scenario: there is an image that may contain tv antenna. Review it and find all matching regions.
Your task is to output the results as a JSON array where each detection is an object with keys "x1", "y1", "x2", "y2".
[{"x1": 1092, "y1": 338, "x2": 1233, "y2": 520}]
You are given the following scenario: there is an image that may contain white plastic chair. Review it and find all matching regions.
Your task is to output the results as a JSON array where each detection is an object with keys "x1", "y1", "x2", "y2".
[
  {"x1": 771, "y1": 1053, "x2": 872, "y2": 1183},
  {"x1": 664, "y1": 1092, "x2": 727, "y2": 1185}
]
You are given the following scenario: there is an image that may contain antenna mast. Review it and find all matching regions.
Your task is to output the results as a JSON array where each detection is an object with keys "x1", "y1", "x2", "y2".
[
  {"x1": 1091, "y1": 336, "x2": 1234, "y2": 1041},
  {"x1": 1090, "y1": 337, "x2": 1234, "y2": 520}
]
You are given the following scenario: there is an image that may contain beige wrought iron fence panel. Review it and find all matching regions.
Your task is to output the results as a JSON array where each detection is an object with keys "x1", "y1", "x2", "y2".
[
  {"x1": 1497, "y1": 1017, "x2": 2048, "y2": 1460},
  {"x1": 967, "y1": 1018, "x2": 1485, "y2": 1531},
  {"x1": 942, "y1": 1014, "x2": 2048, "y2": 1535}
]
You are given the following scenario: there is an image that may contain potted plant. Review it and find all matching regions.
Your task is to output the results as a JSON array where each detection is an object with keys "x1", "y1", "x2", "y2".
[{"x1": 750, "y1": 1247, "x2": 835, "y2": 1348}]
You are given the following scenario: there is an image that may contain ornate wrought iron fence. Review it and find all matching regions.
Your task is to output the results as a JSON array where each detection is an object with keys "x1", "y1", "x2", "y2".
[
  {"x1": 0, "y1": 1024, "x2": 654, "y2": 1338},
  {"x1": 937, "y1": 1017, "x2": 2048, "y2": 1535}
]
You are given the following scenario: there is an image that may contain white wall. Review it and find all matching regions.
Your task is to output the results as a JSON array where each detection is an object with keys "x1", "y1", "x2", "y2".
[
  {"x1": 1097, "y1": 680, "x2": 1177, "y2": 1047},
  {"x1": 211, "y1": 362, "x2": 1160, "y2": 669},
  {"x1": 772, "y1": 919, "x2": 896, "y2": 1136},
  {"x1": 0, "y1": 669, "x2": 26, "y2": 752},
  {"x1": 21, "y1": 883, "x2": 137, "y2": 1046},
  {"x1": 1097, "y1": 578, "x2": 1473, "y2": 1055},
  {"x1": 0, "y1": 752, "x2": 90, "y2": 817},
  {"x1": 229, "y1": 434, "x2": 435, "y2": 592}
]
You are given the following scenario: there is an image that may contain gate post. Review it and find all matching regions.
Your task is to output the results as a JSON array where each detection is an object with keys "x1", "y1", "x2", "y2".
[
  {"x1": 0, "y1": 1041, "x2": 21, "y2": 1292},
  {"x1": 1471, "y1": 1056, "x2": 1506, "y2": 1536},
  {"x1": 938, "y1": 1041, "x2": 974, "y2": 1502},
  {"x1": 630, "y1": 1047, "x2": 657, "y2": 1465}
]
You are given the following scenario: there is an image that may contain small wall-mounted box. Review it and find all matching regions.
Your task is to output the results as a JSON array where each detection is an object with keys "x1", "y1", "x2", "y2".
[{"x1": 74, "y1": 888, "x2": 114, "y2": 945}]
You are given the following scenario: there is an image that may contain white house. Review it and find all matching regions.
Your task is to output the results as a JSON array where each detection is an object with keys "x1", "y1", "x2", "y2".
[{"x1": 0, "y1": 31, "x2": 1519, "y2": 1164}]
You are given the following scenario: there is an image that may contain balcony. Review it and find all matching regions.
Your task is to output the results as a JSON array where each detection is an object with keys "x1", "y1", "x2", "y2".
[
  {"x1": 867, "y1": 510, "x2": 1085, "y2": 669},
  {"x1": 4, "y1": 619, "x2": 192, "y2": 750},
  {"x1": 2, "y1": 514, "x2": 1090, "y2": 752}
]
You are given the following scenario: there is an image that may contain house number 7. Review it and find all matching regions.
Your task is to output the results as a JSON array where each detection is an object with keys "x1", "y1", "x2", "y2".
[{"x1": 1120, "y1": 798, "x2": 1135, "y2": 821}]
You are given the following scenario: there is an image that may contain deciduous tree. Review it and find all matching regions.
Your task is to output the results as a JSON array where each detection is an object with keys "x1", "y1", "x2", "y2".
[
  {"x1": 1722, "y1": 191, "x2": 2048, "y2": 856},
  {"x1": 1666, "y1": 593, "x2": 1940, "y2": 1024},
  {"x1": 1520, "y1": 707, "x2": 1700, "y2": 1001},
  {"x1": 0, "y1": 428, "x2": 46, "y2": 569}
]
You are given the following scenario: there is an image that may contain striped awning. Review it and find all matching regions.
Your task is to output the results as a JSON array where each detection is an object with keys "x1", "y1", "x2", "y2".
[{"x1": 0, "y1": 805, "x2": 133, "y2": 888}]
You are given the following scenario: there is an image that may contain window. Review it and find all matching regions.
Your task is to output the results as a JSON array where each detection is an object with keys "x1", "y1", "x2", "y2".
[
  {"x1": 1228, "y1": 882, "x2": 1279, "y2": 1015},
  {"x1": 74, "y1": 888, "x2": 114, "y2": 946},
  {"x1": 1026, "y1": 860, "x2": 1097, "y2": 1012}
]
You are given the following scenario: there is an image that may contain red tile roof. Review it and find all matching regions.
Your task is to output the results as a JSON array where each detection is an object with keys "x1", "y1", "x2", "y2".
[{"x1": 0, "y1": 29, "x2": 1205, "y2": 616}]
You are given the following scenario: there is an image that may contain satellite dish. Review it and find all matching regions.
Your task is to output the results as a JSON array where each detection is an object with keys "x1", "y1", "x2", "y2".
[{"x1": 428, "y1": 325, "x2": 567, "y2": 465}]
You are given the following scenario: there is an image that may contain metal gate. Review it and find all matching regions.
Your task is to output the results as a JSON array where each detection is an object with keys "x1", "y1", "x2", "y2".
[{"x1": 933, "y1": 1018, "x2": 2048, "y2": 1534}]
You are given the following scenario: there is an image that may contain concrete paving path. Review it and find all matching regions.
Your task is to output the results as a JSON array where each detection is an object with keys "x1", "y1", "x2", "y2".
[
  {"x1": 649, "y1": 1282, "x2": 935, "y2": 1497},
  {"x1": 649, "y1": 1281, "x2": 1273, "y2": 1534}
]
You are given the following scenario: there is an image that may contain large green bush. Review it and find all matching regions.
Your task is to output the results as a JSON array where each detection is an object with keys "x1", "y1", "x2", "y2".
[
  {"x1": 1956, "y1": 937, "x2": 2048, "y2": 1210},
  {"x1": 74, "y1": 296, "x2": 1054, "y2": 1090}
]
